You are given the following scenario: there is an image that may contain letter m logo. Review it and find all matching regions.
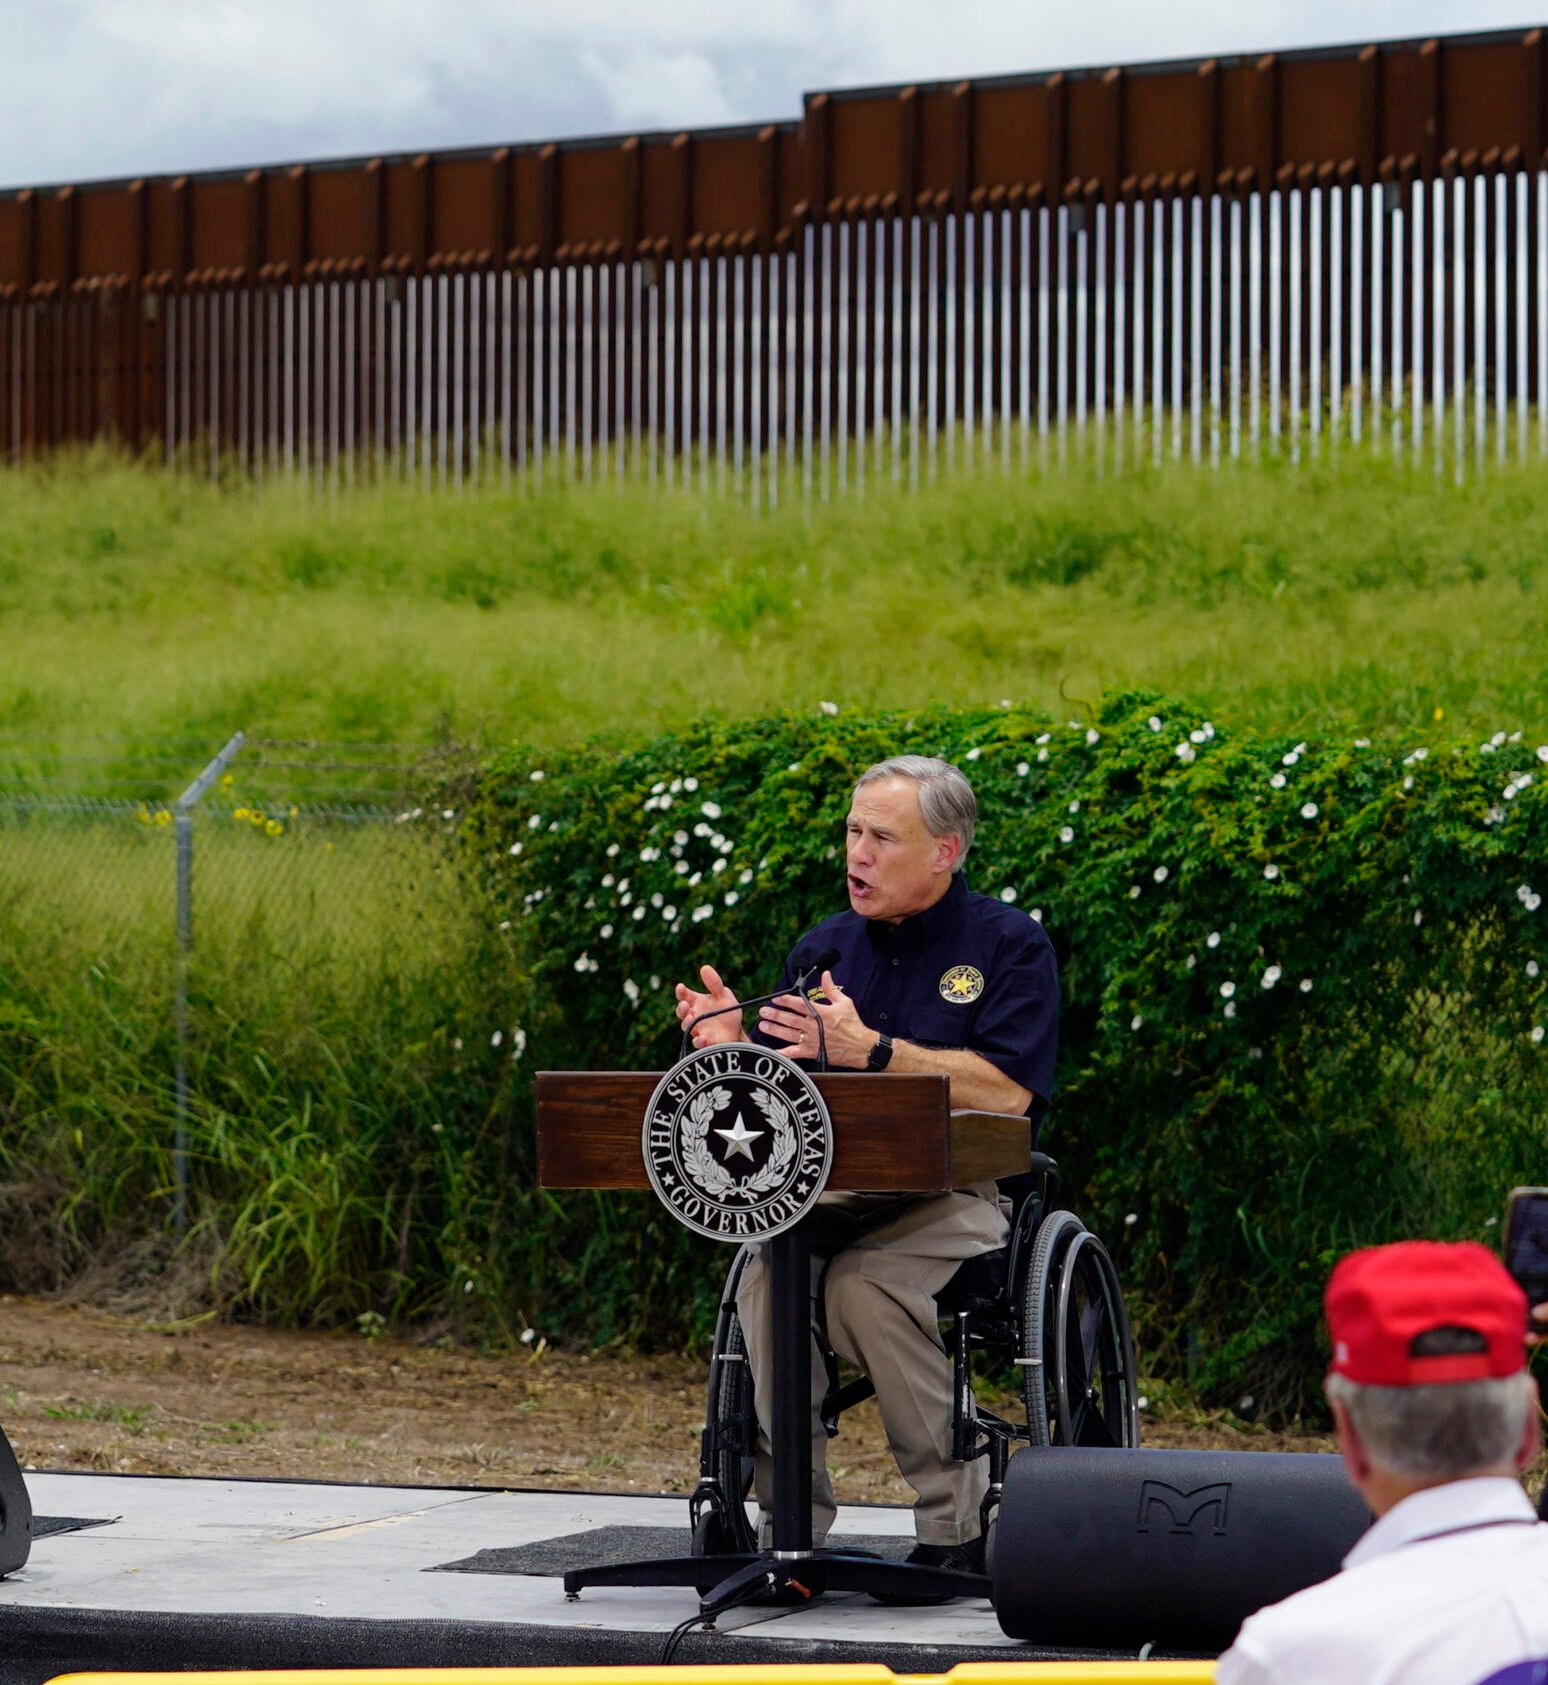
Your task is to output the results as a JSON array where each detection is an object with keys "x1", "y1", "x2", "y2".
[{"x1": 1136, "y1": 1479, "x2": 1231, "y2": 1536}]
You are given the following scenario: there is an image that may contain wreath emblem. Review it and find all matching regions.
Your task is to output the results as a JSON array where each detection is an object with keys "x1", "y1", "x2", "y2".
[{"x1": 679, "y1": 1086, "x2": 798, "y2": 1201}]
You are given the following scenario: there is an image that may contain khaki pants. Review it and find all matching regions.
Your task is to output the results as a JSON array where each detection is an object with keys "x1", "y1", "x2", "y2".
[{"x1": 734, "y1": 1184, "x2": 1008, "y2": 1547}]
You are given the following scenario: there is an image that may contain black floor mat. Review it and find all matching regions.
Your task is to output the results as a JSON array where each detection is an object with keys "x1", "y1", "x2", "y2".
[
  {"x1": 432, "y1": 1524, "x2": 912, "y2": 1577},
  {"x1": 32, "y1": 1517, "x2": 115, "y2": 1538}
]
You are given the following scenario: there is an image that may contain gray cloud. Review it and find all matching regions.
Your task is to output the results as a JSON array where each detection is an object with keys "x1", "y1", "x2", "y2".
[{"x1": 0, "y1": 0, "x2": 1528, "y2": 190}]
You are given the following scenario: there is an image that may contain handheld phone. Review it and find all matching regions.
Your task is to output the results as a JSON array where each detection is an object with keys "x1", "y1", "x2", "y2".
[{"x1": 1502, "y1": 1187, "x2": 1548, "y2": 1310}]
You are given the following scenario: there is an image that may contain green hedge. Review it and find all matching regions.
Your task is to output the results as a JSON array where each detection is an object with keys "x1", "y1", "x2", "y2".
[{"x1": 470, "y1": 691, "x2": 1547, "y2": 1414}]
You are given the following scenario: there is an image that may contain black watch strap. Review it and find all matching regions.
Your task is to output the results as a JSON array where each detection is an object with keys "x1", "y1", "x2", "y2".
[{"x1": 866, "y1": 1032, "x2": 894, "y2": 1071}]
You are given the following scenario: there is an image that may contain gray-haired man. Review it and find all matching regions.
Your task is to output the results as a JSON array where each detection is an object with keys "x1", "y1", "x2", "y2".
[
  {"x1": 1217, "y1": 1241, "x2": 1547, "y2": 1685},
  {"x1": 674, "y1": 756, "x2": 1059, "y2": 1583}
]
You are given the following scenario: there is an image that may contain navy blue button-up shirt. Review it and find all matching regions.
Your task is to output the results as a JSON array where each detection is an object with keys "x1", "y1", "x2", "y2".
[{"x1": 758, "y1": 872, "x2": 1060, "y2": 1122}]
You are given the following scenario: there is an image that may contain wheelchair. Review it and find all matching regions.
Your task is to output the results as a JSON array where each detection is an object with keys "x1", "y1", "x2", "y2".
[{"x1": 689, "y1": 1150, "x2": 1140, "y2": 1563}]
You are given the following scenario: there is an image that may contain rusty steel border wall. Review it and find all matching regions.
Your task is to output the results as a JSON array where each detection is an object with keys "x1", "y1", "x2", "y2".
[{"x1": 1, "y1": 24, "x2": 1546, "y2": 471}]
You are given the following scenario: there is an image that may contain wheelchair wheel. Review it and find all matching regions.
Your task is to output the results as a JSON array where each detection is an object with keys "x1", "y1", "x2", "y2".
[
  {"x1": 696, "y1": 1249, "x2": 758, "y2": 1555},
  {"x1": 1020, "y1": 1208, "x2": 1140, "y2": 1449}
]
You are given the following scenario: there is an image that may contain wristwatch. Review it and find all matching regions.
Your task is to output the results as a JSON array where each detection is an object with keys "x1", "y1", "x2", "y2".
[{"x1": 866, "y1": 1032, "x2": 894, "y2": 1071}]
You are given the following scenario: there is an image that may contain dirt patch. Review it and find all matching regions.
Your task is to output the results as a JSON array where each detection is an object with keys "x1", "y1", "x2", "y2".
[{"x1": 0, "y1": 1293, "x2": 1347, "y2": 1502}]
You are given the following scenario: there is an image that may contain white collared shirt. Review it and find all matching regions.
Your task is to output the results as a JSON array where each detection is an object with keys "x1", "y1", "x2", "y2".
[{"x1": 1216, "y1": 1477, "x2": 1548, "y2": 1685}]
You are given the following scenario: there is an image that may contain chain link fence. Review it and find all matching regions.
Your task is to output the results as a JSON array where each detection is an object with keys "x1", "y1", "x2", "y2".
[{"x1": 0, "y1": 738, "x2": 516, "y2": 1321}]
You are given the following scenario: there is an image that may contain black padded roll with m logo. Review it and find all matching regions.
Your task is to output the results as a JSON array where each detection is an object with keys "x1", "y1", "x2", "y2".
[
  {"x1": 0, "y1": 1421, "x2": 32, "y2": 1578},
  {"x1": 993, "y1": 1446, "x2": 1371, "y2": 1649}
]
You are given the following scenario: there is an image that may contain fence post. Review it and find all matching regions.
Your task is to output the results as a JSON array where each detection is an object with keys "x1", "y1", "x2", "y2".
[{"x1": 172, "y1": 731, "x2": 245, "y2": 1234}]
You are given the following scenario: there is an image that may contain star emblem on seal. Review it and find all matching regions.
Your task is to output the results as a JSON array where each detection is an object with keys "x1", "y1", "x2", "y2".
[{"x1": 643, "y1": 1044, "x2": 833, "y2": 1242}]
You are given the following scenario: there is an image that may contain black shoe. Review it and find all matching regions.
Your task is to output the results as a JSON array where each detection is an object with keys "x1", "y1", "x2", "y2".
[{"x1": 868, "y1": 1535, "x2": 986, "y2": 1604}]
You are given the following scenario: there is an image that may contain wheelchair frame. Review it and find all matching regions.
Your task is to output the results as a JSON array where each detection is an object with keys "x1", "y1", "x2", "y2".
[{"x1": 690, "y1": 1151, "x2": 1139, "y2": 1560}]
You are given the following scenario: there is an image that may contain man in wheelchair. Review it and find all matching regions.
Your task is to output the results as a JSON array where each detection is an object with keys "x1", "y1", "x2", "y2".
[{"x1": 673, "y1": 754, "x2": 1059, "y2": 1579}]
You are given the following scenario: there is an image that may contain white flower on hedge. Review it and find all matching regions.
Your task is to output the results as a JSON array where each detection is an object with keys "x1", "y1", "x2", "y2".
[
  {"x1": 650, "y1": 892, "x2": 664, "y2": 907},
  {"x1": 1153, "y1": 865, "x2": 1170, "y2": 883},
  {"x1": 649, "y1": 975, "x2": 661, "y2": 990},
  {"x1": 1532, "y1": 1025, "x2": 1545, "y2": 1043},
  {"x1": 1186, "y1": 954, "x2": 1196, "y2": 969},
  {"x1": 599, "y1": 924, "x2": 614, "y2": 939},
  {"x1": 675, "y1": 860, "x2": 689, "y2": 875},
  {"x1": 724, "y1": 890, "x2": 739, "y2": 906},
  {"x1": 1261, "y1": 965, "x2": 1281, "y2": 989},
  {"x1": 1207, "y1": 931, "x2": 1221, "y2": 948},
  {"x1": 1085, "y1": 728, "x2": 1100, "y2": 746},
  {"x1": 1148, "y1": 716, "x2": 1163, "y2": 732},
  {"x1": 966, "y1": 747, "x2": 982, "y2": 761},
  {"x1": 662, "y1": 905, "x2": 677, "y2": 921},
  {"x1": 701, "y1": 801, "x2": 722, "y2": 819},
  {"x1": 1030, "y1": 907, "x2": 1043, "y2": 922},
  {"x1": 1527, "y1": 960, "x2": 1540, "y2": 978},
  {"x1": 1270, "y1": 772, "x2": 1286, "y2": 789},
  {"x1": 1175, "y1": 743, "x2": 1197, "y2": 764},
  {"x1": 1299, "y1": 977, "x2": 1313, "y2": 993},
  {"x1": 1413, "y1": 910, "x2": 1423, "y2": 926},
  {"x1": 1130, "y1": 1014, "x2": 1144, "y2": 1031},
  {"x1": 669, "y1": 778, "x2": 683, "y2": 794},
  {"x1": 606, "y1": 842, "x2": 619, "y2": 857},
  {"x1": 491, "y1": 1030, "x2": 503, "y2": 1047},
  {"x1": 1354, "y1": 738, "x2": 1371, "y2": 748},
  {"x1": 1036, "y1": 733, "x2": 1052, "y2": 745},
  {"x1": 739, "y1": 868, "x2": 754, "y2": 885},
  {"x1": 1527, "y1": 894, "x2": 1543, "y2": 912},
  {"x1": 1220, "y1": 980, "x2": 1236, "y2": 999},
  {"x1": 529, "y1": 769, "x2": 545, "y2": 782},
  {"x1": 1128, "y1": 884, "x2": 1142, "y2": 899},
  {"x1": 684, "y1": 776, "x2": 699, "y2": 791},
  {"x1": 688, "y1": 872, "x2": 702, "y2": 887},
  {"x1": 819, "y1": 700, "x2": 839, "y2": 715},
  {"x1": 1037, "y1": 747, "x2": 1050, "y2": 763},
  {"x1": 1068, "y1": 799, "x2": 1081, "y2": 813},
  {"x1": 528, "y1": 814, "x2": 542, "y2": 829},
  {"x1": 1301, "y1": 802, "x2": 1319, "y2": 820},
  {"x1": 1536, "y1": 746, "x2": 1548, "y2": 763},
  {"x1": 692, "y1": 905, "x2": 713, "y2": 922},
  {"x1": 671, "y1": 829, "x2": 687, "y2": 846},
  {"x1": 573, "y1": 954, "x2": 591, "y2": 973},
  {"x1": 711, "y1": 857, "x2": 728, "y2": 875},
  {"x1": 1223, "y1": 1001, "x2": 1237, "y2": 1018},
  {"x1": 1190, "y1": 728, "x2": 1206, "y2": 744},
  {"x1": 623, "y1": 978, "x2": 640, "y2": 1003},
  {"x1": 1282, "y1": 750, "x2": 1300, "y2": 766},
  {"x1": 1403, "y1": 775, "x2": 1415, "y2": 791},
  {"x1": 1001, "y1": 887, "x2": 1017, "y2": 903},
  {"x1": 1492, "y1": 731, "x2": 1508, "y2": 747},
  {"x1": 1264, "y1": 864, "x2": 1280, "y2": 881},
  {"x1": 1059, "y1": 825, "x2": 1075, "y2": 843},
  {"x1": 508, "y1": 842, "x2": 523, "y2": 856}
]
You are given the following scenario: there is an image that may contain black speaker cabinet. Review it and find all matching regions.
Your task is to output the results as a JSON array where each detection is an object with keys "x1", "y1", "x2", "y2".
[
  {"x1": 993, "y1": 1445, "x2": 1371, "y2": 1650},
  {"x1": 0, "y1": 1421, "x2": 33, "y2": 1578}
]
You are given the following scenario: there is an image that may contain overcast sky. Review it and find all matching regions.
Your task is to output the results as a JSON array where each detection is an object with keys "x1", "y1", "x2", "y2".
[{"x1": 1, "y1": 2, "x2": 1539, "y2": 191}]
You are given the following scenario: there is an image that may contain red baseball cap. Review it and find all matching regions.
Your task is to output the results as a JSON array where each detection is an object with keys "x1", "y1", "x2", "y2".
[{"x1": 1326, "y1": 1240, "x2": 1529, "y2": 1385}]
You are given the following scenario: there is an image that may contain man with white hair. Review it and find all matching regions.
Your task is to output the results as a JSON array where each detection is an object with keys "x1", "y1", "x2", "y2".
[
  {"x1": 674, "y1": 755, "x2": 1058, "y2": 1586},
  {"x1": 1217, "y1": 1240, "x2": 1548, "y2": 1685}
]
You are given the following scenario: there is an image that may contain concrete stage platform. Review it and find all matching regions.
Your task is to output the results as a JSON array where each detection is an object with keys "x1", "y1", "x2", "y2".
[{"x1": 0, "y1": 1471, "x2": 1169, "y2": 1684}]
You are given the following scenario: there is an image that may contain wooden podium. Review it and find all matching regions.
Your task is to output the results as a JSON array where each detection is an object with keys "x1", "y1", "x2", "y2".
[{"x1": 537, "y1": 1069, "x2": 1031, "y2": 1610}]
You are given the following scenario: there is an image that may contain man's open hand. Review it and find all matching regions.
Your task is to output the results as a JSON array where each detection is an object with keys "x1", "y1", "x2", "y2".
[
  {"x1": 757, "y1": 970, "x2": 876, "y2": 1067},
  {"x1": 673, "y1": 964, "x2": 743, "y2": 1047}
]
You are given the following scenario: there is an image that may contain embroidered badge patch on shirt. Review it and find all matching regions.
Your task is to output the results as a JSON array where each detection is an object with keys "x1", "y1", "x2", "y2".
[{"x1": 939, "y1": 965, "x2": 985, "y2": 1003}]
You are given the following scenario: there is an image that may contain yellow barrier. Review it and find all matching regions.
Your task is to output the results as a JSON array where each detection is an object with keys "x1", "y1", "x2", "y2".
[{"x1": 49, "y1": 1664, "x2": 1216, "y2": 1685}]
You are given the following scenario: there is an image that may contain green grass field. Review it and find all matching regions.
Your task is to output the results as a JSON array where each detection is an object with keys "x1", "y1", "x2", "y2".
[{"x1": 1, "y1": 436, "x2": 1544, "y2": 773}]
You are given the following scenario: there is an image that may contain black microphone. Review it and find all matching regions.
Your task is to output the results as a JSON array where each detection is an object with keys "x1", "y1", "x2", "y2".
[
  {"x1": 678, "y1": 946, "x2": 842, "y2": 1060},
  {"x1": 789, "y1": 946, "x2": 840, "y2": 1071}
]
